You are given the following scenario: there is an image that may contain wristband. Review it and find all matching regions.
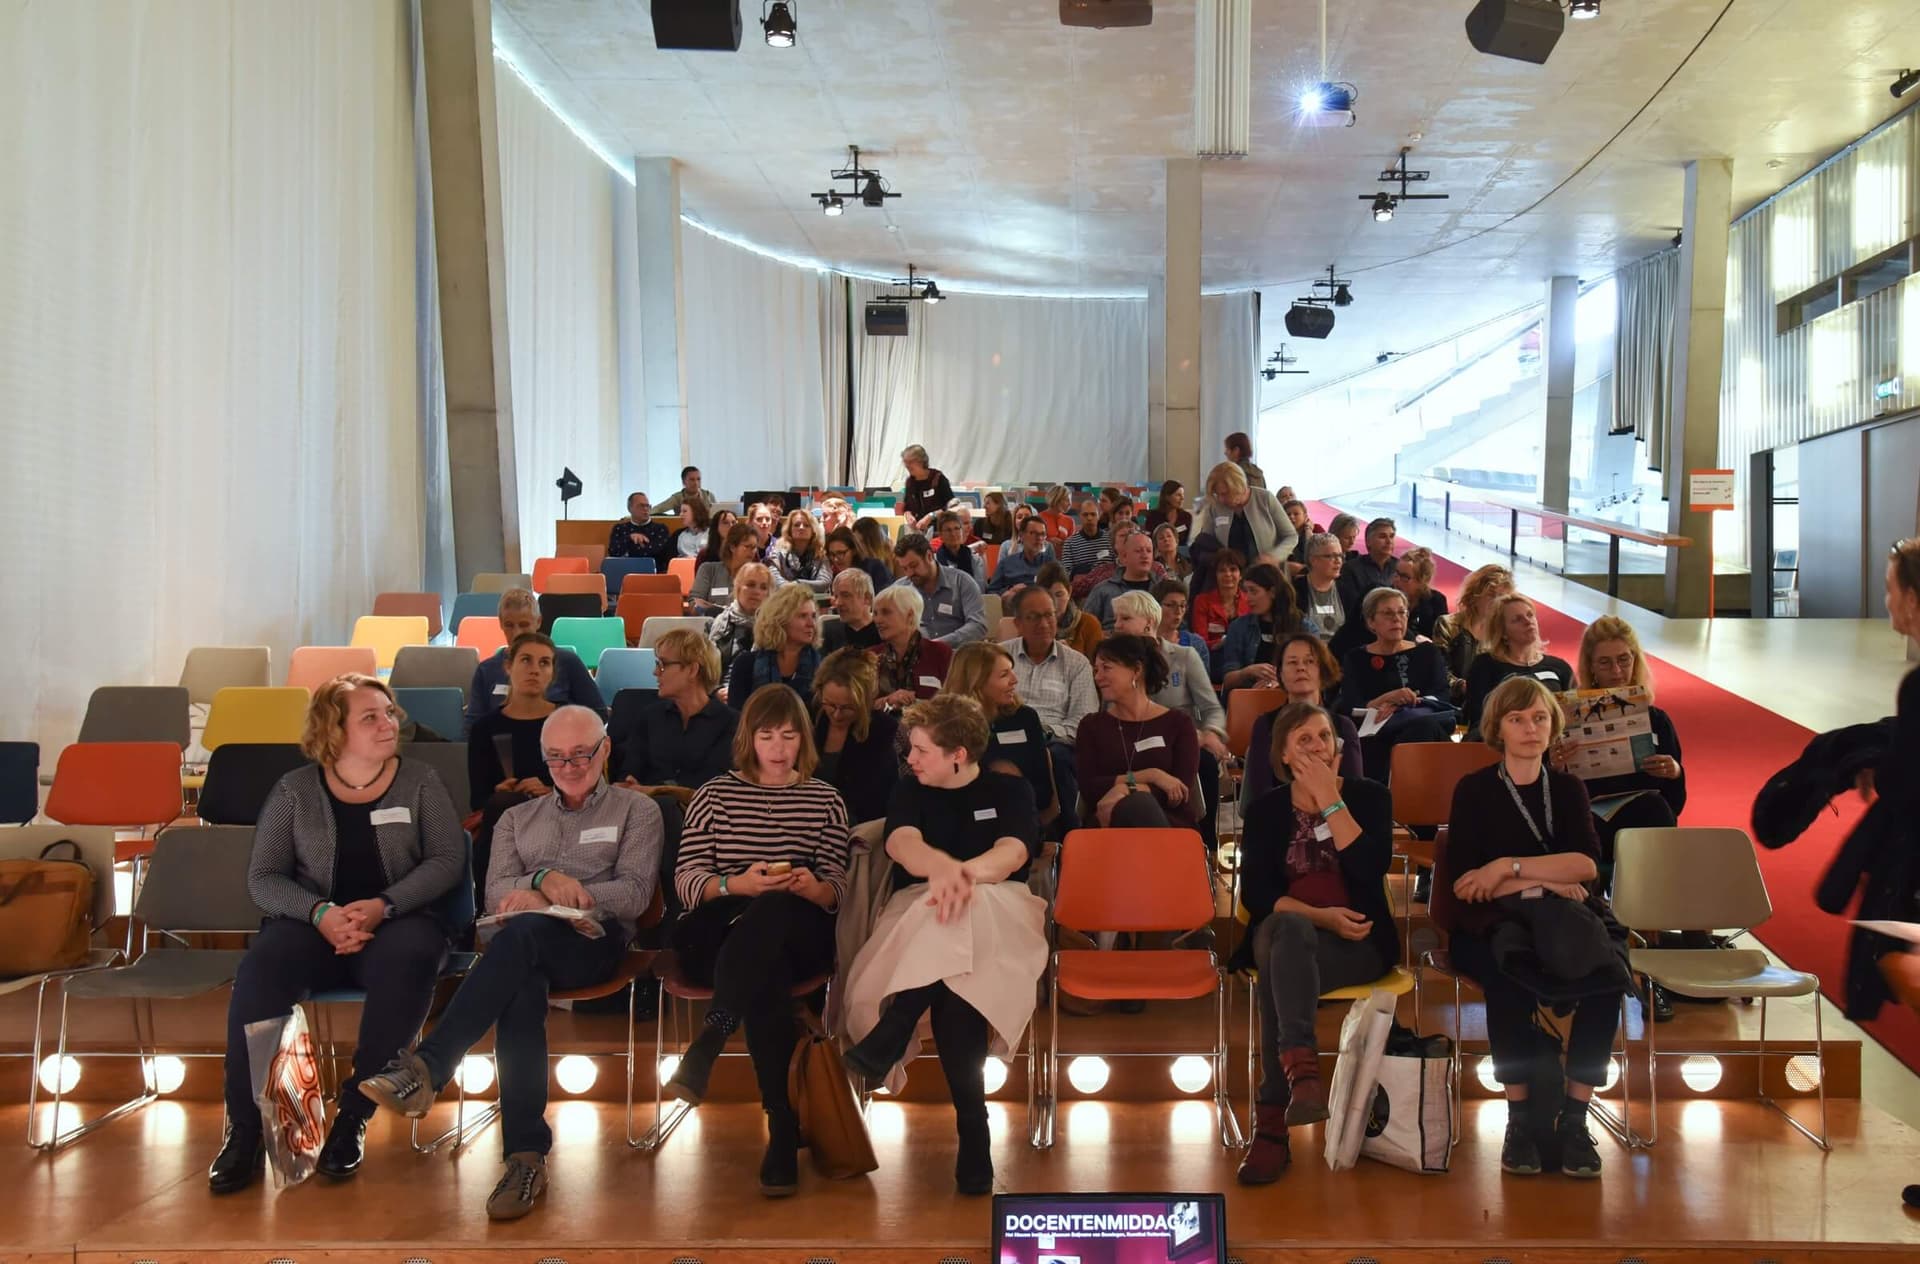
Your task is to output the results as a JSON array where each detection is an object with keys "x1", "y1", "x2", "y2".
[
  {"x1": 532, "y1": 868, "x2": 549, "y2": 891},
  {"x1": 1319, "y1": 800, "x2": 1345, "y2": 820},
  {"x1": 311, "y1": 901, "x2": 334, "y2": 926},
  {"x1": 718, "y1": 873, "x2": 730, "y2": 897},
  {"x1": 1125, "y1": 772, "x2": 1138, "y2": 790}
]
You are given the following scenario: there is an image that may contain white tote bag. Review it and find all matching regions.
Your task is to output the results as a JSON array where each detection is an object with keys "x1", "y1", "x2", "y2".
[
  {"x1": 1360, "y1": 1031, "x2": 1455, "y2": 1173},
  {"x1": 1322, "y1": 988, "x2": 1395, "y2": 1170}
]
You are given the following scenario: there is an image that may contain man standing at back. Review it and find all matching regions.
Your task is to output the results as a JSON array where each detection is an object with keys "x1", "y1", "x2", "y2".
[{"x1": 657, "y1": 466, "x2": 714, "y2": 515}]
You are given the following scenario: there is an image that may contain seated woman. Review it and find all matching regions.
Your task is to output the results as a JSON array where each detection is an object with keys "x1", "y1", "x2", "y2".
[
  {"x1": 870, "y1": 583, "x2": 953, "y2": 706},
  {"x1": 1221, "y1": 563, "x2": 1311, "y2": 692},
  {"x1": 726, "y1": 582, "x2": 821, "y2": 704},
  {"x1": 1041, "y1": 560, "x2": 1105, "y2": 659},
  {"x1": 811, "y1": 647, "x2": 901, "y2": 824},
  {"x1": 1231, "y1": 702, "x2": 1395, "y2": 1184},
  {"x1": 1433, "y1": 676, "x2": 1620, "y2": 1181},
  {"x1": 1393, "y1": 547, "x2": 1449, "y2": 640},
  {"x1": 619, "y1": 629, "x2": 736, "y2": 790},
  {"x1": 978, "y1": 490, "x2": 1016, "y2": 548},
  {"x1": 1462, "y1": 593, "x2": 1574, "y2": 738},
  {"x1": 827, "y1": 526, "x2": 895, "y2": 598},
  {"x1": 823, "y1": 566, "x2": 882, "y2": 653},
  {"x1": 210, "y1": 673, "x2": 463, "y2": 1194},
  {"x1": 1432, "y1": 563, "x2": 1513, "y2": 705},
  {"x1": 663, "y1": 685, "x2": 852, "y2": 1197},
  {"x1": 896, "y1": 443, "x2": 955, "y2": 531},
  {"x1": 1152, "y1": 578, "x2": 1211, "y2": 659},
  {"x1": 819, "y1": 496, "x2": 855, "y2": 537},
  {"x1": 1075, "y1": 634, "x2": 1201, "y2": 829},
  {"x1": 851, "y1": 517, "x2": 899, "y2": 585},
  {"x1": 360, "y1": 708, "x2": 661, "y2": 1222},
  {"x1": 709, "y1": 562, "x2": 775, "y2": 680},
  {"x1": 1144, "y1": 479, "x2": 1193, "y2": 538},
  {"x1": 943, "y1": 642, "x2": 1054, "y2": 821},
  {"x1": 671, "y1": 497, "x2": 712, "y2": 560},
  {"x1": 1241, "y1": 633, "x2": 1365, "y2": 808},
  {"x1": 1282, "y1": 500, "x2": 1313, "y2": 576},
  {"x1": 468, "y1": 633, "x2": 559, "y2": 903},
  {"x1": 1112, "y1": 591, "x2": 1226, "y2": 849},
  {"x1": 1328, "y1": 513, "x2": 1361, "y2": 559},
  {"x1": 1152, "y1": 523, "x2": 1192, "y2": 581},
  {"x1": 1294, "y1": 532, "x2": 1360, "y2": 655},
  {"x1": 840, "y1": 695, "x2": 1049, "y2": 1196},
  {"x1": 1038, "y1": 484, "x2": 1076, "y2": 542},
  {"x1": 1188, "y1": 547, "x2": 1248, "y2": 657},
  {"x1": 1335, "y1": 587, "x2": 1457, "y2": 781},
  {"x1": 771, "y1": 509, "x2": 832, "y2": 592},
  {"x1": 692, "y1": 520, "x2": 764, "y2": 615}
]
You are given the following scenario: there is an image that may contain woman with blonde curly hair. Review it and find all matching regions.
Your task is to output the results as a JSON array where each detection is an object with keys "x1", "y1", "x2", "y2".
[{"x1": 1432, "y1": 563, "x2": 1513, "y2": 702}]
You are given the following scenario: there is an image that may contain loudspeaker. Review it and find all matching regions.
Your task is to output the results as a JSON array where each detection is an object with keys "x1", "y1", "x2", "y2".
[
  {"x1": 651, "y1": 0, "x2": 743, "y2": 52},
  {"x1": 1464, "y1": 0, "x2": 1564, "y2": 65},
  {"x1": 1059, "y1": 0, "x2": 1153, "y2": 28},
  {"x1": 1284, "y1": 304, "x2": 1335, "y2": 340},
  {"x1": 865, "y1": 302, "x2": 910, "y2": 337}
]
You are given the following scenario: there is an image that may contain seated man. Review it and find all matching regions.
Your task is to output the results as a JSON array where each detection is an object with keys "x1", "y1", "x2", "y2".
[
  {"x1": 361, "y1": 706, "x2": 663, "y2": 1221},
  {"x1": 892, "y1": 531, "x2": 987, "y2": 645},
  {"x1": 1073, "y1": 520, "x2": 1163, "y2": 601},
  {"x1": 1343, "y1": 517, "x2": 1399, "y2": 596},
  {"x1": 608, "y1": 492, "x2": 671, "y2": 566},
  {"x1": 1056, "y1": 497, "x2": 1111, "y2": 579},
  {"x1": 656, "y1": 464, "x2": 715, "y2": 515},
  {"x1": 1000, "y1": 583, "x2": 1097, "y2": 833},
  {"x1": 464, "y1": 589, "x2": 606, "y2": 734},
  {"x1": 1084, "y1": 529, "x2": 1160, "y2": 631},
  {"x1": 988, "y1": 512, "x2": 1054, "y2": 596},
  {"x1": 933, "y1": 510, "x2": 987, "y2": 587},
  {"x1": 823, "y1": 567, "x2": 882, "y2": 652}
]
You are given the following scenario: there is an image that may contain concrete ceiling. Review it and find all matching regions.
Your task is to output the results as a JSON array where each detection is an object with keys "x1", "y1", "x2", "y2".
[{"x1": 494, "y1": 0, "x2": 1920, "y2": 400}]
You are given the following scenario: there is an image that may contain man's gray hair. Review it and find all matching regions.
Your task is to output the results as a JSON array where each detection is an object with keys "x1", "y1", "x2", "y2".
[
  {"x1": 833, "y1": 567, "x2": 874, "y2": 599},
  {"x1": 541, "y1": 705, "x2": 607, "y2": 748}
]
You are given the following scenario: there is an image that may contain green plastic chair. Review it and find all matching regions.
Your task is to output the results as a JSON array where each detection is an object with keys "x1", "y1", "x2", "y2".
[{"x1": 551, "y1": 616, "x2": 628, "y2": 664}]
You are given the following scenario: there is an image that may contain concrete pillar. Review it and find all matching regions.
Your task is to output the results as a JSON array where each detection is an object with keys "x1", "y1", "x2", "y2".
[
  {"x1": 419, "y1": 0, "x2": 518, "y2": 582},
  {"x1": 1663, "y1": 158, "x2": 1733, "y2": 618},
  {"x1": 632, "y1": 158, "x2": 689, "y2": 497},
  {"x1": 1540, "y1": 275, "x2": 1577, "y2": 512},
  {"x1": 1164, "y1": 158, "x2": 1203, "y2": 491},
  {"x1": 1146, "y1": 277, "x2": 1167, "y2": 481}
]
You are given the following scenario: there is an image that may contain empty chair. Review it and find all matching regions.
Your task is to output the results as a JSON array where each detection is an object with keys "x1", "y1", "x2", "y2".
[
  {"x1": 667, "y1": 556, "x2": 698, "y2": 591},
  {"x1": 636, "y1": 614, "x2": 712, "y2": 651},
  {"x1": 178, "y1": 647, "x2": 272, "y2": 707},
  {"x1": 530, "y1": 556, "x2": 589, "y2": 592},
  {"x1": 389, "y1": 645, "x2": 480, "y2": 701},
  {"x1": 616, "y1": 592, "x2": 684, "y2": 645},
  {"x1": 981, "y1": 593, "x2": 1003, "y2": 628},
  {"x1": 196, "y1": 743, "x2": 309, "y2": 825},
  {"x1": 350, "y1": 615, "x2": 431, "y2": 671},
  {"x1": 76, "y1": 686, "x2": 190, "y2": 748},
  {"x1": 471, "y1": 572, "x2": 531, "y2": 594},
  {"x1": 1225, "y1": 689, "x2": 1290, "y2": 759},
  {"x1": 539, "y1": 592, "x2": 603, "y2": 634},
  {"x1": 393, "y1": 687, "x2": 465, "y2": 741},
  {"x1": 45, "y1": 742, "x2": 183, "y2": 836},
  {"x1": 602, "y1": 558, "x2": 660, "y2": 594},
  {"x1": 287, "y1": 646, "x2": 377, "y2": 692},
  {"x1": 202, "y1": 687, "x2": 311, "y2": 753},
  {"x1": 596, "y1": 648, "x2": 659, "y2": 696},
  {"x1": 543, "y1": 572, "x2": 609, "y2": 602},
  {"x1": 621, "y1": 572, "x2": 681, "y2": 597},
  {"x1": 448, "y1": 592, "x2": 498, "y2": 634},
  {"x1": 0, "y1": 742, "x2": 40, "y2": 824},
  {"x1": 551, "y1": 617, "x2": 627, "y2": 665},
  {"x1": 372, "y1": 592, "x2": 445, "y2": 639},
  {"x1": 456, "y1": 617, "x2": 510, "y2": 656},
  {"x1": 400, "y1": 741, "x2": 469, "y2": 815},
  {"x1": 558, "y1": 542, "x2": 609, "y2": 571}
]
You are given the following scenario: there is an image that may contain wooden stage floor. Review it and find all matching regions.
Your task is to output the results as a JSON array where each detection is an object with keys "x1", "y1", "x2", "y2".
[{"x1": 6, "y1": 1096, "x2": 1920, "y2": 1264}]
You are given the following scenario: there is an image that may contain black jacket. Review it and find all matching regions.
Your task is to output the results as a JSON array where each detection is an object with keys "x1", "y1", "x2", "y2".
[{"x1": 1231, "y1": 777, "x2": 1397, "y2": 972}]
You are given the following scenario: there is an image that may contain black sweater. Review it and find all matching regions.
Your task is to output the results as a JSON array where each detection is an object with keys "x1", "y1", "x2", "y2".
[
  {"x1": 814, "y1": 708, "x2": 901, "y2": 826},
  {"x1": 1335, "y1": 643, "x2": 1453, "y2": 717},
  {"x1": 1233, "y1": 776, "x2": 1397, "y2": 971},
  {"x1": 1433, "y1": 764, "x2": 1599, "y2": 939},
  {"x1": 1584, "y1": 704, "x2": 1687, "y2": 818},
  {"x1": 1462, "y1": 653, "x2": 1576, "y2": 737}
]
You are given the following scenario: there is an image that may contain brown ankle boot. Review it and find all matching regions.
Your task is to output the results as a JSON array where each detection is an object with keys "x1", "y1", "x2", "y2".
[
  {"x1": 1281, "y1": 1046, "x2": 1327, "y2": 1126},
  {"x1": 1236, "y1": 1104, "x2": 1291, "y2": 1184}
]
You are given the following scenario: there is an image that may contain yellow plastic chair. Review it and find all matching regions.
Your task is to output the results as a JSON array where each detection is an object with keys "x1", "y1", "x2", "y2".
[
  {"x1": 350, "y1": 615, "x2": 430, "y2": 671},
  {"x1": 201, "y1": 687, "x2": 310, "y2": 754}
]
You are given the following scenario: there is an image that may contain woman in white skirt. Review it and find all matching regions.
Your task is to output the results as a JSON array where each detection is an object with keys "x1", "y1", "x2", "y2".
[{"x1": 839, "y1": 693, "x2": 1048, "y2": 1197}]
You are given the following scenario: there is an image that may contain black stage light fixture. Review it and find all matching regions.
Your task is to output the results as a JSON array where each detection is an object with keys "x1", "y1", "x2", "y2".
[
  {"x1": 555, "y1": 467, "x2": 583, "y2": 518},
  {"x1": 652, "y1": 0, "x2": 744, "y2": 52},
  {"x1": 762, "y1": 1, "x2": 796, "y2": 47},
  {"x1": 1465, "y1": 0, "x2": 1564, "y2": 65},
  {"x1": 1332, "y1": 284, "x2": 1353, "y2": 307},
  {"x1": 860, "y1": 176, "x2": 889, "y2": 207},
  {"x1": 1311, "y1": 263, "x2": 1353, "y2": 309},
  {"x1": 1360, "y1": 147, "x2": 1449, "y2": 222},
  {"x1": 820, "y1": 192, "x2": 844, "y2": 217},
  {"x1": 1285, "y1": 302, "x2": 1335, "y2": 339},
  {"x1": 1264, "y1": 345, "x2": 1307, "y2": 378},
  {"x1": 922, "y1": 280, "x2": 943, "y2": 304},
  {"x1": 810, "y1": 146, "x2": 900, "y2": 214},
  {"x1": 1369, "y1": 192, "x2": 1396, "y2": 222},
  {"x1": 1568, "y1": 0, "x2": 1600, "y2": 18},
  {"x1": 1893, "y1": 68, "x2": 1920, "y2": 100}
]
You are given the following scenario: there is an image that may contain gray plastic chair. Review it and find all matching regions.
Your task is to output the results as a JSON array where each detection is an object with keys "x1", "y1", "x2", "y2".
[
  {"x1": 635, "y1": 615, "x2": 712, "y2": 651},
  {"x1": 40, "y1": 825, "x2": 261, "y2": 1152},
  {"x1": 177, "y1": 647, "x2": 272, "y2": 707},
  {"x1": 75, "y1": 686, "x2": 190, "y2": 748},
  {"x1": 400, "y1": 742, "x2": 470, "y2": 818},
  {"x1": 389, "y1": 645, "x2": 481, "y2": 701},
  {"x1": 471, "y1": 572, "x2": 532, "y2": 594}
]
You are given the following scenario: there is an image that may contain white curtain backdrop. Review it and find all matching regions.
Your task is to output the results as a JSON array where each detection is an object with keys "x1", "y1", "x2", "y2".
[
  {"x1": 496, "y1": 66, "x2": 623, "y2": 561},
  {"x1": 1202, "y1": 291, "x2": 1259, "y2": 468},
  {"x1": 850, "y1": 285, "x2": 1148, "y2": 486},
  {"x1": 681, "y1": 227, "x2": 839, "y2": 496},
  {"x1": 0, "y1": 0, "x2": 422, "y2": 750}
]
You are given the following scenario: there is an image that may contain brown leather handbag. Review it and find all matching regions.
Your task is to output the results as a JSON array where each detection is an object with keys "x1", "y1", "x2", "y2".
[
  {"x1": 0, "y1": 841, "x2": 96, "y2": 975},
  {"x1": 787, "y1": 1011, "x2": 877, "y2": 1179}
]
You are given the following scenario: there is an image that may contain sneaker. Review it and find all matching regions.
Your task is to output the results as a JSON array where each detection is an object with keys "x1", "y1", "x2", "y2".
[
  {"x1": 486, "y1": 1151, "x2": 548, "y2": 1220},
  {"x1": 1501, "y1": 1105, "x2": 1542, "y2": 1175},
  {"x1": 1557, "y1": 1104, "x2": 1602, "y2": 1179},
  {"x1": 359, "y1": 1051, "x2": 437, "y2": 1119}
]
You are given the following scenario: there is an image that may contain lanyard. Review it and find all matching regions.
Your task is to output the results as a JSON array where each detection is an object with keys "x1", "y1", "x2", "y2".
[{"x1": 1499, "y1": 765, "x2": 1552, "y2": 844}]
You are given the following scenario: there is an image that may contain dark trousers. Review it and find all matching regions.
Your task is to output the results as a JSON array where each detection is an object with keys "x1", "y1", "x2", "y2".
[
  {"x1": 1197, "y1": 749, "x2": 1220, "y2": 851},
  {"x1": 1109, "y1": 790, "x2": 1173, "y2": 828},
  {"x1": 671, "y1": 892, "x2": 835, "y2": 1123},
  {"x1": 1450, "y1": 932, "x2": 1620, "y2": 1089},
  {"x1": 415, "y1": 915, "x2": 630, "y2": 1157},
  {"x1": 1592, "y1": 791, "x2": 1678, "y2": 879},
  {"x1": 1251, "y1": 912, "x2": 1387, "y2": 1104},
  {"x1": 224, "y1": 914, "x2": 448, "y2": 1131},
  {"x1": 1046, "y1": 739, "x2": 1080, "y2": 836},
  {"x1": 880, "y1": 980, "x2": 992, "y2": 1128}
]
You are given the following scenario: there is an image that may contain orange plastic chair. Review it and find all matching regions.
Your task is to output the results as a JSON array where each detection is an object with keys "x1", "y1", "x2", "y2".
[
  {"x1": 616, "y1": 592, "x2": 685, "y2": 645},
  {"x1": 667, "y1": 557, "x2": 697, "y2": 591},
  {"x1": 287, "y1": 646, "x2": 378, "y2": 692},
  {"x1": 456, "y1": 617, "x2": 509, "y2": 656},
  {"x1": 1225, "y1": 688, "x2": 1290, "y2": 758},
  {"x1": 372, "y1": 592, "x2": 444, "y2": 639},
  {"x1": 1388, "y1": 741, "x2": 1499, "y2": 842},
  {"x1": 621, "y1": 573, "x2": 683, "y2": 598},
  {"x1": 531, "y1": 556, "x2": 590, "y2": 592},
  {"x1": 544, "y1": 572, "x2": 609, "y2": 601},
  {"x1": 1040, "y1": 828, "x2": 1239, "y2": 1149},
  {"x1": 46, "y1": 742, "x2": 184, "y2": 860}
]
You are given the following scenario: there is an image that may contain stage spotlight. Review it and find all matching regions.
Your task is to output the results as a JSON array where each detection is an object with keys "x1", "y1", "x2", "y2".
[
  {"x1": 38, "y1": 1055, "x2": 81, "y2": 1094},
  {"x1": 762, "y1": 1, "x2": 796, "y2": 47},
  {"x1": 1169, "y1": 1056, "x2": 1212, "y2": 1093},
  {"x1": 657, "y1": 1054, "x2": 681, "y2": 1082},
  {"x1": 1569, "y1": 0, "x2": 1600, "y2": 17},
  {"x1": 1894, "y1": 68, "x2": 1920, "y2": 100},
  {"x1": 455, "y1": 1055, "x2": 496, "y2": 1093},
  {"x1": 1067, "y1": 1056, "x2": 1111, "y2": 1094},
  {"x1": 860, "y1": 176, "x2": 888, "y2": 208},
  {"x1": 1369, "y1": 192, "x2": 1396, "y2": 222},
  {"x1": 143, "y1": 1056, "x2": 187, "y2": 1094},
  {"x1": 1332, "y1": 283, "x2": 1353, "y2": 307},
  {"x1": 1474, "y1": 1057, "x2": 1502, "y2": 1093},
  {"x1": 922, "y1": 280, "x2": 943, "y2": 304},
  {"x1": 982, "y1": 1057, "x2": 1009, "y2": 1094},
  {"x1": 820, "y1": 193, "x2": 844, "y2": 217},
  {"x1": 555, "y1": 1055, "x2": 598, "y2": 1094},
  {"x1": 1784, "y1": 1054, "x2": 1823, "y2": 1092},
  {"x1": 1680, "y1": 1055, "x2": 1723, "y2": 1092}
]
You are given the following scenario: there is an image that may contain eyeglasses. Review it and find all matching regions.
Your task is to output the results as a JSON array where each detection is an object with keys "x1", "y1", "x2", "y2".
[
  {"x1": 655, "y1": 659, "x2": 684, "y2": 671},
  {"x1": 542, "y1": 737, "x2": 606, "y2": 769}
]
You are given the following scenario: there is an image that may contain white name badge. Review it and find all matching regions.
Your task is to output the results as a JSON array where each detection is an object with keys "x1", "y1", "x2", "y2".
[
  {"x1": 369, "y1": 807, "x2": 411, "y2": 827},
  {"x1": 1215, "y1": 515, "x2": 1230, "y2": 528},
  {"x1": 1533, "y1": 670, "x2": 1559, "y2": 682},
  {"x1": 1313, "y1": 821, "x2": 1334, "y2": 842},
  {"x1": 997, "y1": 729, "x2": 1028, "y2": 744},
  {"x1": 579, "y1": 826, "x2": 619, "y2": 845},
  {"x1": 711, "y1": 586, "x2": 729, "y2": 597},
  {"x1": 938, "y1": 603, "x2": 954, "y2": 615},
  {"x1": 918, "y1": 675, "x2": 941, "y2": 689},
  {"x1": 1207, "y1": 621, "x2": 1225, "y2": 633},
  {"x1": 1134, "y1": 735, "x2": 1167, "y2": 753},
  {"x1": 1097, "y1": 549, "x2": 1111, "y2": 559},
  {"x1": 1170, "y1": 671, "x2": 1182, "y2": 688},
  {"x1": 1259, "y1": 633, "x2": 1273, "y2": 643},
  {"x1": 493, "y1": 683, "x2": 509, "y2": 696},
  {"x1": 973, "y1": 808, "x2": 998, "y2": 821}
]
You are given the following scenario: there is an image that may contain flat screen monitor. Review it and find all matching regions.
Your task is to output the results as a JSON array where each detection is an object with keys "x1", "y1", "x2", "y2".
[{"x1": 992, "y1": 1192, "x2": 1226, "y2": 1264}]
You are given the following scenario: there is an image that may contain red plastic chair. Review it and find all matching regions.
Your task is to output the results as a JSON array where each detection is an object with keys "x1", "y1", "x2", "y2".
[
  {"x1": 531, "y1": 556, "x2": 590, "y2": 593},
  {"x1": 46, "y1": 742, "x2": 185, "y2": 861}
]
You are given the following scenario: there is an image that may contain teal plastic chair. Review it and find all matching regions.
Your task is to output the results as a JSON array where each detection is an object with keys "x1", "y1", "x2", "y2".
[
  {"x1": 551, "y1": 617, "x2": 628, "y2": 664},
  {"x1": 449, "y1": 592, "x2": 498, "y2": 634},
  {"x1": 392, "y1": 688, "x2": 466, "y2": 742},
  {"x1": 596, "y1": 648, "x2": 659, "y2": 695}
]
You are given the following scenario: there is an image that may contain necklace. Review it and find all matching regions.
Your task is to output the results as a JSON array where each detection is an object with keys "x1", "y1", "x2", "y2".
[
  {"x1": 333, "y1": 757, "x2": 392, "y2": 792},
  {"x1": 1498, "y1": 764, "x2": 1552, "y2": 843}
]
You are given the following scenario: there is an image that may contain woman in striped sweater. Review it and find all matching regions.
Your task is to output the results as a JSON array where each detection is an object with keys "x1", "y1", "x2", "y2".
[{"x1": 663, "y1": 683, "x2": 852, "y2": 1197}]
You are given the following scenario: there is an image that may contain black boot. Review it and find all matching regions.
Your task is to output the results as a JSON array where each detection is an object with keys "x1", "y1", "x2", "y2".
[
  {"x1": 1556, "y1": 1098, "x2": 1602, "y2": 1179},
  {"x1": 1649, "y1": 981, "x2": 1676, "y2": 1024},
  {"x1": 760, "y1": 1106, "x2": 800, "y2": 1198},
  {"x1": 1500, "y1": 1098, "x2": 1542, "y2": 1175},
  {"x1": 207, "y1": 1123, "x2": 264, "y2": 1194},
  {"x1": 315, "y1": 1109, "x2": 368, "y2": 1179},
  {"x1": 666, "y1": 1021, "x2": 732, "y2": 1105},
  {"x1": 955, "y1": 1110, "x2": 993, "y2": 1196},
  {"x1": 843, "y1": 1001, "x2": 925, "y2": 1088}
]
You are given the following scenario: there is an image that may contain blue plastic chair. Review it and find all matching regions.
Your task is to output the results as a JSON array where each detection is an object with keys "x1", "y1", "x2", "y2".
[
  {"x1": 551, "y1": 617, "x2": 628, "y2": 663},
  {"x1": 601, "y1": 558, "x2": 657, "y2": 594},
  {"x1": 449, "y1": 592, "x2": 498, "y2": 634},
  {"x1": 596, "y1": 648, "x2": 659, "y2": 695},
  {"x1": 392, "y1": 688, "x2": 466, "y2": 742},
  {"x1": 0, "y1": 741, "x2": 39, "y2": 824}
]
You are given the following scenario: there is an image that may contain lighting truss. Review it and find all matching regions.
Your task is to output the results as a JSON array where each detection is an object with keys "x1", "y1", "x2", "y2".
[
  {"x1": 1358, "y1": 147, "x2": 1450, "y2": 221},
  {"x1": 1261, "y1": 345, "x2": 1308, "y2": 380},
  {"x1": 875, "y1": 264, "x2": 944, "y2": 305},
  {"x1": 810, "y1": 145, "x2": 900, "y2": 215}
]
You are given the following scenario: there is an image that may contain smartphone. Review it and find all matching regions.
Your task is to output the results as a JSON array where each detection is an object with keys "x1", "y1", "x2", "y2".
[{"x1": 764, "y1": 860, "x2": 792, "y2": 876}]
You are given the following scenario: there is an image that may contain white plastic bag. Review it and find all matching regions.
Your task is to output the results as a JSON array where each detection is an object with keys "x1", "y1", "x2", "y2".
[
  {"x1": 1323, "y1": 988, "x2": 1395, "y2": 1170},
  {"x1": 1360, "y1": 1029, "x2": 1454, "y2": 1173},
  {"x1": 245, "y1": 1006, "x2": 326, "y2": 1188}
]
